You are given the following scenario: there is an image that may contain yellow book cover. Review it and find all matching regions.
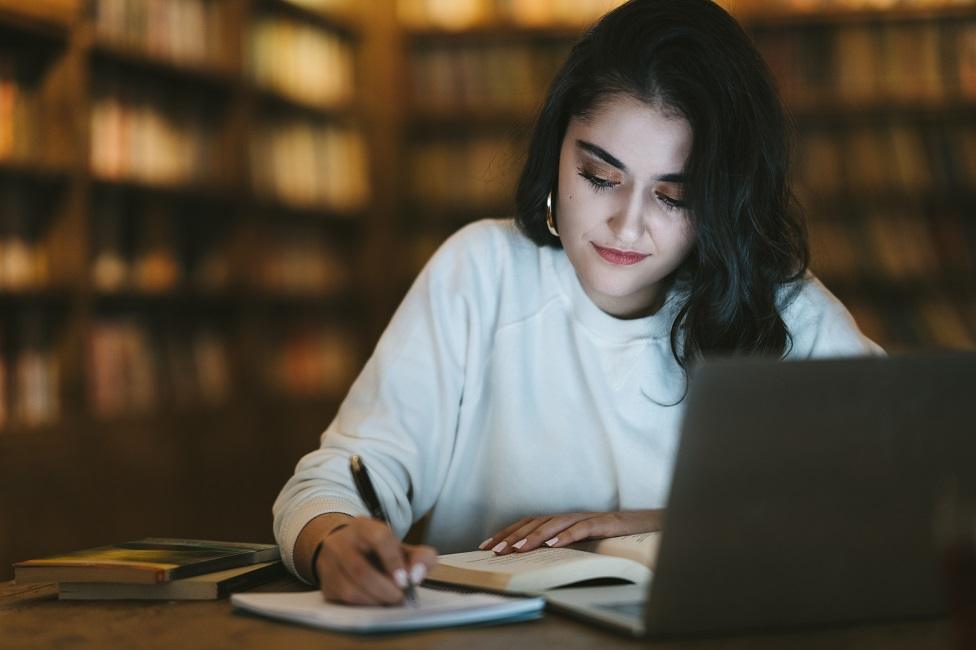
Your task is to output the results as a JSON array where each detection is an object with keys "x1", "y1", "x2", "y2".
[{"x1": 14, "y1": 538, "x2": 279, "y2": 585}]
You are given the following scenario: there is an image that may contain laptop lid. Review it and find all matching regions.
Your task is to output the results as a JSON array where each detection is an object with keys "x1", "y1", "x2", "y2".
[{"x1": 645, "y1": 353, "x2": 976, "y2": 637}]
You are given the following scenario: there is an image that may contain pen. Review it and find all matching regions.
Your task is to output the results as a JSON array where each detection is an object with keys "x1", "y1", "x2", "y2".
[{"x1": 349, "y1": 454, "x2": 419, "y2": 606}]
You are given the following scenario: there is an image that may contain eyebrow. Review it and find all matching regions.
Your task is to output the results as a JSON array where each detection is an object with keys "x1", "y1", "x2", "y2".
[{"x1": 576, "y1": 139, "x2": 686, "y2": 183}]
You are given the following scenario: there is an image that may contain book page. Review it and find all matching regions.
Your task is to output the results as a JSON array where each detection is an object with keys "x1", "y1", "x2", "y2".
[
  {"x1": 571, "y1": 532, "x2": 661, "y2": 569},
  {"x1": 435, "y1": 549, "x2": 600, "y2": 574}
]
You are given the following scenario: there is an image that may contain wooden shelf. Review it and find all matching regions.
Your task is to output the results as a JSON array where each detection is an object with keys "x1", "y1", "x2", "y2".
[
  {"x1": 0, "y1": 158, "x2": 71, "y2": 182},
  {"x1": 405, "y1": 23, "x2": 586, "y2": 43},
  {"x1": 258, "y1": 0, "x2": 359, "y2": 37},
  {"x1": 0, "y1": 6, "x2": 70, "y2": 46},
  {"x1": 0, "y1": 419, "x2": 73, "y2": 439},
  {"x1": 91, "y1": 289, "x2": 244, "y2": 310},
  {"x1": 409, "y1": 107, "x2": 535, "y2": 131},
  {"x1": 91, "y1": 175, "x2": 237, "y2": 203},
  {"x1": 252, "y1": 195, "x2": 366, "y2": 223},
  {"x1": 250, "y1": 83, "x2": 358, "y2": 121},
  {"x1": 790, "y1": 100, "x2": 976, "y2": 124},
  {"x1": 407, "y1": 201, "x2": 515, "y2": 230},
  {"x1": 89, "y1": 37, "x2": 237, "y2": 90},
  {"x1": 802, "y1": 190, "x2": 976, "y2": 213},
  {"x1": 0, "y1": 288, "x2": 74, "y2": 306},
  {"x1": 820, "y1": 276, "x2": 976, "y2": 300},
  {"x1": 744, "y1": 4, "x2": 976, "y2": 29},
  {"x1": 247, "y1": 290, "x2": 364, "y2": 314}
]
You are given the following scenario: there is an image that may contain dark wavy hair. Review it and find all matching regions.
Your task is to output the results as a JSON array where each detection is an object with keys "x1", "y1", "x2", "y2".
[{"x1": 514, "y1": 0, "x2": 808, "y2": 369}]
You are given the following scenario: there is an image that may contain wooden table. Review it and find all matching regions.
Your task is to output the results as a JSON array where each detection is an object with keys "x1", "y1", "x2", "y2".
[{"x1": 0, "y1": 579, "x2": 955, "y2": 650}]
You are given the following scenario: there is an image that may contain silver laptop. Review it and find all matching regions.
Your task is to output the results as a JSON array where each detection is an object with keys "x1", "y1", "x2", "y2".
[{"x1": 546, "y1": 353, "x2": 976, "y2": 637}]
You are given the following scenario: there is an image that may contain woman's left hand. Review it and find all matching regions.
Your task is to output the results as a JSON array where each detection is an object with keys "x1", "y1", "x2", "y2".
[{"x1": 480, "y1": 510, "x2": 663, "y2": 555}]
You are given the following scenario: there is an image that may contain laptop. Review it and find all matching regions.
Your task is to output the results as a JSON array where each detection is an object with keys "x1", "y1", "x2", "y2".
[{"x1": 546, "y1": 353, "x2": 976, "y2": 637}]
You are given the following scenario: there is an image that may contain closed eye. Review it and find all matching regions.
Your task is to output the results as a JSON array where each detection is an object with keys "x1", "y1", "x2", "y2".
[
  {"x1": 577, "y1": 167, "x2": 619, "y2": 192},
  {"x1": 656, "y1": 192, "x2": 686, "y2": 212}
]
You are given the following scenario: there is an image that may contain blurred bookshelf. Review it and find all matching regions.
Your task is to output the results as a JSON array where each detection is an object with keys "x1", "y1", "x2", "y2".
[
  {"x1": 2, "y1": 0, "x2": 975, "y2": 579},
  {"x1": 390, "y1": 0, "x2": 976, "y2": 352},
  {"x1": 0, "y1": 0, "x2": 370, "y2": 577},
  {"x1": 746, "y1": 1, "x2": 976, "y2": 351}
]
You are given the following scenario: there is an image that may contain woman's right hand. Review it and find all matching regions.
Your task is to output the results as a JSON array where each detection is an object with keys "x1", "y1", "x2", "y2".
[{"x1": 297, "y1": 513, "x2": 438, "y2": 605}]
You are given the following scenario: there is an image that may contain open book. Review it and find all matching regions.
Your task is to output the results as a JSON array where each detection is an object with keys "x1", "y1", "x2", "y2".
[
  {"x1": 231, "y1": 587, "x2": 544, "y2": 634},
  {"x1": 427, "y1": 532, "x2": 660, "y2": 594}
]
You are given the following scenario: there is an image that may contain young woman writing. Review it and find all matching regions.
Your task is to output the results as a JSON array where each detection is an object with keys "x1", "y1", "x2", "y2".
[{"x1": 273, "y1": 0, "x2": 882, "y2": 605}]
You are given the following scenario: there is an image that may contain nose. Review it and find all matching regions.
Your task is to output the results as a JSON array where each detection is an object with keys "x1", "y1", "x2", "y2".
[{"x1": 608, "y1": 188, "x2": 646, "y2": 244}]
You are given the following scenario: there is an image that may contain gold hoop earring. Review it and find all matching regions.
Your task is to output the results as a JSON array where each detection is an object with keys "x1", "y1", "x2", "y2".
[{"x1": 545, "y1": 192, "x2": 559, "y2": 237}]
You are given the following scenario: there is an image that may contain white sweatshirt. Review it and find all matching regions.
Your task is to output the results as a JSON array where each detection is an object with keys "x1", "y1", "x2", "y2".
[{"x1": 272, "y1": 218, "x2": 882, "y2": 578}]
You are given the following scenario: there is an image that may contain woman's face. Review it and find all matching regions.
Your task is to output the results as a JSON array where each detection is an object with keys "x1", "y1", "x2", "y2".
[{"x1": 556, "y1": 94, "x2": 696, "y2": 318}]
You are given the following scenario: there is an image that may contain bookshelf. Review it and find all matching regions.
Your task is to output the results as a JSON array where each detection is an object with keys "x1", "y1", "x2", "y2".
[
  {"x1": 0, "y1": 0, "x2": 371, "y2": 579},
  {"x1": 748, "y1": 3, "x2": 976, "y2": 350},
  {"x1": 3, "y1": 0, "x2": 974, "y2": 580},
  {"x1": 392, "y1": 1, "x2": 598, "y2": 289},
  {"x1": 391, "y1": 0, "x2": 976, "y2": 351}
]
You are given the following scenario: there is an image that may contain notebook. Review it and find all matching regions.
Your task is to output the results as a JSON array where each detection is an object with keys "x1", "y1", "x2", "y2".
[
  {"x1": 231, "y1": 587, "x2": 544, "y2": 634},
  {"x1": 547, "y1": 353, "x2": 976, "y2": 637}
]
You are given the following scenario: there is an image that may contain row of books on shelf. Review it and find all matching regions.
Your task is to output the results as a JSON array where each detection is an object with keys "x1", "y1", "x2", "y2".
[
  {"x1": 90, "y1": 81, "x2": 220, "y2": 187},
  {"x1": 793, "y1": 124, "x2": 976, "y2": 196},
  {"x1": 256, "y1": 228, "x2": 349, "y2": 296},
  {"x1": 93, "y1": 200, "x2": 355, "y2": 296},
  {"x1": 250, "y1": 16, "x2": 355, "y2": 109},
  {"x1": 409, "y1": 41, "x2": 568, "y2": 114},
  {"x1": 755, "y1": 20, "x2": 976, "y2": 108},
  {"x1": 808, "y1": 210, "x2": 973, "y2": 283},
  {"x1": 845, "y1": 295, "x2": 975, "y2": 352},
  {"x1": 88, "y1": 318, "x2": 232, "y2": 418},
  {"x1": 0, "y1": 55, "x2": 40, "y2": 163},
  {"x1": 0, "y1": 318, "x2": 60, "y2": 430},
  {"x1": 265, "y1": 324, "x2": 360, "y2": 398},
  {"x1": 90, "y1": 0, "x2": 228, "y2": 69},
  {"x1": 92, "y1": 198, "x2": 230, "y2": 294},
  {"x1": 397, "y1": 0, "x2": 623, "y2": 30},
  {"x1": 250, "y1": 119, "x2": 370, "y2": 211},
  {"x1": 0, "y1": 188, "x2": 49, "y2": 291},
  {"x1": 408, "y1": 135, "x2": 522, "y2": 208}
]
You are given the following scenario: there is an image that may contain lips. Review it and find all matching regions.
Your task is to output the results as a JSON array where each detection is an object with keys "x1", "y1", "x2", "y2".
[{"x1": 592, "y1": 243, "x2": 649, "y2": 266}]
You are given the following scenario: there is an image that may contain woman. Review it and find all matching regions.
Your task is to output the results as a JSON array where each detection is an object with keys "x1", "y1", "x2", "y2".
[{"x1": 273, "y1": 0, "x2": 882, "y2": 605}]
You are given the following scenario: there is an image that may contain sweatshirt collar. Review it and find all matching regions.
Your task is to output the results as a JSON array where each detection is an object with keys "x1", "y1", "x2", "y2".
[{"x1": 548, "y1": 246, "x2": 681, "y2": 343}]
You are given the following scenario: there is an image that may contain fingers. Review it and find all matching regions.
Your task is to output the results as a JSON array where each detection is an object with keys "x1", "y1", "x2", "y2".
[
  {"x1": 478, "y1": 517, "x2": 534, "y2": 553},
  {"x1": 317, "y1": 517, "x2": 418, "y2": 606},
  {"x1": 507, "y1": 514, "x2": 606, "y2": 554},
  {"x1": 483, "y1": 513, "x2": 613, "y2": 555},
  {"x1": 320, "y1": 544, "x2": 397, "y2": 605},
  {"x1": 357, "y1": 519, "x2": 411, "y2": 592},
  {"x1": 403, "y1": 543, "x2": 438, "y2": 585},
  {"x1": 492, "y1": 516, "x2": 558, "y2": 555}
]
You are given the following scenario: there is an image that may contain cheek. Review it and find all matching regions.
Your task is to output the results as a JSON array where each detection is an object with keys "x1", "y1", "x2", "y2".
[{"x1": 656, "y1": 218, "x2": 696, "y2": 259}]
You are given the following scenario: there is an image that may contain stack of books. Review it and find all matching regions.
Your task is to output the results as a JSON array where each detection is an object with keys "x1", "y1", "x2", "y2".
[{"x1": 12, "y1": 538, "x2": 283, "y2": 600}]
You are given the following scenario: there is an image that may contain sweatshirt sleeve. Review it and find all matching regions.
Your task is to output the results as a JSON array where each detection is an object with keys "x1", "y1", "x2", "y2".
[
  {"x1": 783, "y1": 276, "x2": 885, "y2": 359},
  {"x1": 272, "y1": 225, "x2": 486, "y2": 579}
]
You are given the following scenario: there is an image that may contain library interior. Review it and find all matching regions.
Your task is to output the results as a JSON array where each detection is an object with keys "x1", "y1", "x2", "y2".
[{"x1": 0, "y1": 0, "x2": 975, "y2": 643}]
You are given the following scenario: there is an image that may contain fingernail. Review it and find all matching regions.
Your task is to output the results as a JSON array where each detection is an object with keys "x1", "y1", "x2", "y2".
[
  {"x1": 545, "y1": 537, "x2": 559, "y2": 547},
  {"x1": 491, "y1": 541, "x2": 507, "y2": 553},
  {"x1": 478, "y1": 538, "x2": 492, "y2": 550},
  {"x1": 393, "y1": 568, "x2": 409, "y2": 589},
  {"x1": 410, "y1": 563, "x2": 427, "y2": 585},
  {"x1": 512, "y1": 538, "x2": 527, "y2": 550}
]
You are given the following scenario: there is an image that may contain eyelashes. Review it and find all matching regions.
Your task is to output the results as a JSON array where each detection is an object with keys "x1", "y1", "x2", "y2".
[
  {"x1": 577, "y1": 167, "x2": 618, "y2": 192},
  {"x1": 576, "y1": 167, "x2": 686, "y2": 212}
]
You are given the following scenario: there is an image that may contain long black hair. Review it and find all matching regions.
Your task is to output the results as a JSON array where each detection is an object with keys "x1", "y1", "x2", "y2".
[{"x1": 514, "y1": 0, "x2": 808, "y2": 369}]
